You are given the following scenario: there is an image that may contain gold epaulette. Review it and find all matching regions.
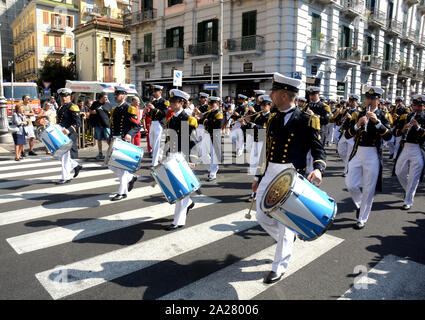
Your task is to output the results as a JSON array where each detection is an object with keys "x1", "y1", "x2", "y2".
[
  {"x1": 128, "y1": 106, "x2": 138, "y2": 115},
  {"x1": 164, "y1": 100, "x2": 170, "y2": 107},
  {"x1": 188, "y1": 116, "x2": 198, "y2": 128},
  {"x1": 70, "y1": 105, "x2": 80, "y2": 112},
  {"x1": 400, "y1": 114, "x2": 408, "y2": 121},
  {"x1": 324, "y1": 104, "x2": 331, "y2": 113},
  {"x1": 351, "y1": 112, "x2": 359, "y2": 122},
  {"x1": 215, "y1": 112, "x2": 223, "y2": 120},
  {"x1": 308, "y1": 114, "x2": 321, "y2": 130}
]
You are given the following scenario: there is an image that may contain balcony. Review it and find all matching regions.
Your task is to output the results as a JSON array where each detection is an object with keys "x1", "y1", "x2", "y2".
[
  {"x1": 385, "y1": 20, "x2": 403, "y2": 36},
  {"x1": 123, "y1": 8, "x2": 157, "y2": 28},
  {"x1": 337, "y1": 47, "x2": 362, "y2": 66},
  {"x1": 418, "y1": 0, "x2": 425, "y2": 14},
  {"x1": 401, "y1": 28, "x2": 415, "y2": 43},
  {"x1": 413, "y1": 69, "x2": 424, "y2": 80},
  {"x1": 158, "y1": 47, "x2": 184, "y2": 63},
  {"x1": 49, "y1": 24, "x2": 66, "y2": 33},
  {"x1": 404, "y1": 0, "x2": 419, "y2": 6},
  {"x1": 381, "y1": 60, "x2": 400, "y2": 75},
  {"x1": 366, "y1": 9, "x2": 386, "y2": 29},
  {"x1": 306, "y1": 38, "x2": 336, "y2": 60},
  {"x1": 48, "y1": 47, "x2": 66, "y2": 56},
  {"x1": 188, "y1": 41, "x2": 219, "y2": 60},
  {"x1": 226, "y1": 35, "x2": 265, "y2": 56},
  {"x1": 399, "y1": 65, "x2": 414, "y2": 78},
  {"x1": 361, "y1": 55, "x2": 383, "y2": 71},
  {"x1": 103, "y1": 77, "x2": 117, "y2": 83},
  {"x1": 133, "y1": 50, "x2": 155, "y2": 67},
  {"x1": 101, "y1": 51, "x2": 115, "y2": 64},
  {"x1": 24, "y1": 24, "x2": 34, "y2": 35},
  {"x1": 340, "y1": 0, "x2": 364, "y2": 18}
]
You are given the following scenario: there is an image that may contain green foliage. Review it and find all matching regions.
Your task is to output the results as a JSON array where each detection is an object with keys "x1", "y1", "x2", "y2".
[{"x1": 37, "y1": 53, "x2": 76, "y2": 94}]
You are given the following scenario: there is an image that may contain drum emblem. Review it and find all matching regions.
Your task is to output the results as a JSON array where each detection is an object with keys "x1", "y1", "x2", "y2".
[{"x1": 265, "y1": 173, "x2": 292, "y2": 208}]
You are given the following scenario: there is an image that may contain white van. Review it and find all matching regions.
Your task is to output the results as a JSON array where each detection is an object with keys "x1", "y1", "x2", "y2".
[{"x1": 65, "y1": 80, "x2": 144, "y2": 108}]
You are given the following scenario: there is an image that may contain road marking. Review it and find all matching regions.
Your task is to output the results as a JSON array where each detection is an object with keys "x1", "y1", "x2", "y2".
[
  {"x1": 0, "y1": 157, "x2": 53, "y2": 165},
  {"x1": 0, "y1": 177, "x2": 119, "y2": 205},
  {"x1": 339, "y1": 255, "x2": 425, "y2": 300},
  {"x1": 7, "y1": 196, "x2": 221, "y2": 254},
  {"x1": 35, "y1": 209, "x2": 258, "y2": 300},
  {"x1": 0, "y1": 160, "x2": 61, "y2": 172},
  {"x1": 159, "y1": 234, "x2": 344, "y2": 300},
  {"x1": 0, "y1": 185, "x2": 162, "y2": 226}
]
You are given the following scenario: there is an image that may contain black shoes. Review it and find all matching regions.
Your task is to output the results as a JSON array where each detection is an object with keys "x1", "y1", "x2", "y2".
[
  {"x1": 354, "y1": 221, "x2": 365, "y2": 230},
  {"x1": 128, "y1": 176, "x2": 137, "y2": 192},
  {"x1": 165, "y1": 224, "x2": 183, "y2": 231},
  {"x1": 56, "y1": 180, "x2": 71, "y2": 185},
  {"x1": 21, "y1": 152, "x2": 26, "y2": 158},
  {"x1": 207, "y1": 176, "x2": 216, "y2": 182},
  {"x1": 111, "y1": 194, "x2": 127, "y2": 201},
  {"x1": 263, "y1": 271, "x2": 283, "y2": 284},
  {"x1": 186, "y1": 202, "x2": 195, "y2": 215},
  {"x1": 401, "y1": 204, "x2": 411, "y2": 210},
  {"x1": 73, "y1": 165, "x2": 82, "y2": 178},
  {"x1": 28, "y1": 150, "x2": 37, "y2": 156}
]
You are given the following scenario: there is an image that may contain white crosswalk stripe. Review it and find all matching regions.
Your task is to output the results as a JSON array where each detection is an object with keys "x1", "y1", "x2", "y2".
[{"x1": 0, "y1": 159, "x2": 62, "y2": 172}]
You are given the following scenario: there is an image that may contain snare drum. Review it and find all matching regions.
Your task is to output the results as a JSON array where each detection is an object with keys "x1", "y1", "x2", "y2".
[
  {"x1": 40, "y1": 124, "x2": 73, "y2": 158},
  {"x1": 151, "y1": 153, "x2": 201, "y2": 204},
  {"x1": 104, "y1": 138, "x2": 144, "y2": 173},
  {"x1": 260, "y1": 168, "x2": 337, "y2": 241}
]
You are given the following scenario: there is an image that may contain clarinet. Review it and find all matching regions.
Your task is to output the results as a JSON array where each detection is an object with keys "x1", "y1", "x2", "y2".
[
  {"x1": 405, "y1": 112, "x2": 421, "y2": 139},
  {"x1": 363, "y1": 105, "x2": 372, "y2": 133}
]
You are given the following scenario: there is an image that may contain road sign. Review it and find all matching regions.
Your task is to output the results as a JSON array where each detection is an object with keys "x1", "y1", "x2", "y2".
[
  {"x1": 291, "y1": 72, "x2": 302, "y2": 80},
  {"x1": 203, "y1": 84, "x2": 219, "y2": 91},
  {"x1": 42, "y1": 81, "x2": 51, "y2": 89},
  {"x1": 173, "y1": 70, "x2": 183, "y2": 87},
  {"x1": 43, "y1": 89, "x2": 51, "y2": 96}
]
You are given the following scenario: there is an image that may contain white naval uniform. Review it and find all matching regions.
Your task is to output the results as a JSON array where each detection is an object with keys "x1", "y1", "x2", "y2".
[
  {"x1": 395, "y1": 142, "x2": 425, "y2": 207},
  {"x1": 337, "y1": 134, "x2": 354, "y2": 174},
  {"x1": 326, "y1": 122, "x2": 336, "y2": 146},
  {"x1": 150, "y1": 119, "x2": 163, "y2": 167},
  {"x1": 109, "y1": 136, "x2": 135, "y2": 195},
  {"x1": 60, "y1": 151, "x2": 79, "y2": 181},
  {"x1": 231, "y1": 121, "x2": 244, "y2": 156}
]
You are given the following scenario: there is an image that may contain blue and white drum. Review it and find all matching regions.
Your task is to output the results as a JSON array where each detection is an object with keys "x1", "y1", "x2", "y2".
[
  {"x1": 40, "y1": 124, "x2": 73, "y2": 158},
  {"x1": 260, "y1": 168, "x2": 337, "y2": 241},
  {"x1": 104, "y1": 138, "x2": 144, "y2": 173},
  {"x1": 151, "y1": 153, "x2": 201, "y2": 204}
]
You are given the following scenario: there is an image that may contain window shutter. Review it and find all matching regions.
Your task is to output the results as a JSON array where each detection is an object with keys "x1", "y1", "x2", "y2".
[
  {"x1": 112, "y1": 39, "x2": 116, "y2": 57},
  {"x1": 144, "y1": 33, "x2": 152, "y2": 53},
  {"x1": 166, "y1": 29, "x2": 173, "y2": 48},
  {"x1": 44, "y1": 34, "x2": 49, "y2": 46},
  {"x1": 101, "y1": 38, "x2": 106, "y2": 53},
  {"x1": 178, "y1": 27, "x2": 184, "y2": 48},
  {"x1": 43, "y1": 12, "x2": 48, "y2": 24},
  {"x1": 51, "y1": 13, "x2": 55, "y2": 25},
  {"x1": 197, "y1": 22, "x2": 205, "y2": 43},
  {"x1": 212, "y1": 19, "x2": 218, "y2": 42},
  {"x1": 69, "y1": 16, "x2": 73, "y2": 28}
]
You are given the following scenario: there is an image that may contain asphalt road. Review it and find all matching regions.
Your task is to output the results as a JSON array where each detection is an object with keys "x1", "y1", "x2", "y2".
[{"x1": 0, "y1": 139, "x2": 424, "y2": 301}]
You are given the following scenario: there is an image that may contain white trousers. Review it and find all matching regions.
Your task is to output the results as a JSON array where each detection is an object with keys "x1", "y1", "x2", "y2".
[
  {"x1": 150, "y1": 121, "x2": 163, "y2": 166},
  {"x1": 337, "y1": 135, "x2": 354, "y2": 174},
  {"x1": 60, "y1": 151, "x2": 79, "y2": 181},
  {"x1": 249, "y1": 141, "x2": 264, "y2": 176},
  {"x1": 256, "y1": 163, "x2": 296, "y2": 275},
  {"x1": 387, "y1": 136, "x2": 395, "y2": 153},
  {"x1": 109, "y1": 166, "x2": 134, "y2": 195},
  {"x1": 173, "y1": 196, "x2": 193, "y2": 226},
  {"x1": 207, "y1": 136, "x2": 220, "y2": 179},
  {"x1": 231, "y1": 123, "x2": 244, "y2": 155},
  {"x1": 345, "y1": 146, "x2": 380, "y2": 224},
  {"x1": 334, "y1": 125, "x2": 342, "y2": 144},
  {"x1": 393, "y1": 136, "x2": 402, "y2": 157},
  {"x1": 395, "y1": 143, "x2": 424, "y2": 206},
  {"x1": 325, "y1": 123, "x2": 336, "y2": 145}
]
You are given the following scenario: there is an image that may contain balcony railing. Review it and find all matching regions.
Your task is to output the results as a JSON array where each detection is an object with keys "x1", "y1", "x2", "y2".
[
  {"x1": 386, "y1": 20, "x2": 403, "y2": 36},
  {"x1": 418, "y1": 0, "x2": 425, "y2": 14},
  {"x1": 337, "y1": 47, "x2": 361, "y2": 63},
  {"x1": 382, "y1": 60, "x2": 400, "y2": 74},
  {"x1": 49, "y1": 47, "x2": 66, "y2": 55},
  {"x1": 102, "y1": 51, "x2": 115, "y2": 63},
  {"x1": 123, "y1": 9, "x2": 157, "y2": 28},
  {"x1": 132, "y1": 51, "x2": 155, "y2": 64},
  {"x1": 49, "y1": 24, "x2": 66, "y2": 33},
  {"x1": 226, "y1": 35, "x2": 265, "y2": 54},
  {"x1": 399, "y1": 65, "x2": 414, "y2": 78},
  {"x1": 361, "y1": 55, "x2": 383, "y2": 70},
  {"x1": 340, "y1": 0, "x2": 365, "y2": 17},
  {"x1": 188, "y1": 41, "x2": 219, "y2": 56},
  {"x1": 404, "y1": 0, "x2": 419, "y2": 6},
  {"x1": 158, "y1": 47, "x2": 184, "y2": 62},
  {"x1": 367, "y1": 9, "x2": 386, "y2": 28},
  {"x1": 307, "y1": 38, "x2": 336, "y2": 58},
  {"x1": 413, "y1": 69, "x2": 424, "y2": 79}
]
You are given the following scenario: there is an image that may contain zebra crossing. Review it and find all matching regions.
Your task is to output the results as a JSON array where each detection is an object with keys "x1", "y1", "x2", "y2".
[{"x1": 0, "y1": 156, "x2": 355, "y2": 300}]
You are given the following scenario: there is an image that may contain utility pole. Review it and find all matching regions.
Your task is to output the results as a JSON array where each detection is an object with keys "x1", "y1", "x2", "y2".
[{"x1": 219, "y1": 0, "x2": 223, "y2": 98}]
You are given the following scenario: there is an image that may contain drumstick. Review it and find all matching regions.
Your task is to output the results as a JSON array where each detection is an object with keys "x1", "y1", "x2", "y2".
[{"x1": 245, "y1": 197, "x2": 255, "y2": 220}]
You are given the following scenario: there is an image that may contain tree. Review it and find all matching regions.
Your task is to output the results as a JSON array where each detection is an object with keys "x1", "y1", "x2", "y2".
[{"x1": 37, "y1": 53, "x2": 76, "y2": 94}]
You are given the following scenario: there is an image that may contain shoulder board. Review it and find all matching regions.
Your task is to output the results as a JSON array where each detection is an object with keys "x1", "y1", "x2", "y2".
[
  {"x1": 127, "y1": 106, "x2": 138, "y2": 115},
  {"x1": 164, "y1": 100, "x2": 170, "y2": 107},
  {"x1": 215, "y1": 112, "x2": 223, "y2": 120},
  {"x1": 70, "y1": 105, "x2": 80, "y2": 112},
  {"x1": 351, "y1": 112, "x2": 359, "y2": 121},
  {"x1": 188, "y1": 116, "x2": 198, "y2": 128},
  {"x1": 323, "y1": 104, "x2": 331, "y2": 113},
  {"x1": 308, "y1": 114, "x2": 321, "y2": 130},
  {"x1": 400, "y1": 114, "x2": 408, "y2": 121}
]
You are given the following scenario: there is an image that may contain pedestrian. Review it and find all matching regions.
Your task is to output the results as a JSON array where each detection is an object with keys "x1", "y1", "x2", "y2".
[
  {"x1": 394, "y1": 94, "x2": 425, "y2": 210},
  {"x1": 49, "y1": 95, "x2": 59, "y2": 111},
  {"x1": 20, "y1": 94, "x2": 38, "y2": 156},
  {"x1": 130, "y1": 96, "x2": 142, "y2": 147},
  {"x1": 344, "y1": 86, "x2": 392, "y2": 229},
  {"x1": 35, "y1": 101, "x2": 56, "y2": 154},
  {"x1": 11, "y1": 104, "x2": 28, "y2": 161},
  {"x1": 251, "y1": 73, "x2": 326, "y2": 284},
  {"x1": 89, "y1": 92, "x2": 111, "y2": 160}
]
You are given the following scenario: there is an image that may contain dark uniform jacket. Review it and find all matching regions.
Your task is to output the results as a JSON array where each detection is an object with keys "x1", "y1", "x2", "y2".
[
  {"x1": 198, "y1": 103, "x2": 209, "y2": 114},
  {"x1": 165, "y1": 110, "x2": 198, "y2": 162},
  {"x1": 391, "y1": 105, "x2": 411, "y2": 130},
  {"x1": 57, "y1": 102, "x2": 81, "y2": 158},
  {"x1": 307, "y1": 101, "x2": 331, "y2": 128},
  {"x1": 110, "y1": 102, "x2": 141, "y2": 140},
  {"x1": 345, "y1": 108, "x2": 392, "y2": 192},
  {"x1": 339, "y1": 106, "x2": 362, "y2": 135},
  {"x1": 147, "y1": 97, "x2": 169, "y2": 124},
  {"x1": 248, "y1": 112, "x2": 270, "y2": 142},
  {"x1": 256, "y1": 108, "x2": 326, "y2": 181}
]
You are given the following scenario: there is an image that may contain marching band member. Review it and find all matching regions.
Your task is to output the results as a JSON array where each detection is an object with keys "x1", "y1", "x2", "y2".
[
  {"x1": 252, "y1": 73, "x2": 326, "y2": 284},
  {"x1": 389, "y1": 96, "x2": 410, "y2": 159},
  {"x1": 245, "y1": 94, "x2": 272, "y2": 202},
  {"x1": 204, "y1": 96, "x2": 224, "y2": 182},
  {"x1": 193, "y1": 92, "x2": 210, "y2": 161},
  {"x1": 325, "y1": 98, "x2": 337, "y2": 146},
  {"x1": 253, "y1": 90, "x2": 266, "y2": 112},
  {"x1": 394, "y1": 94, "x2": 425, "y2": 210},
  {"x1": 345, "y1": 86, "x2": 392, "y2": 229},
  {"x1": 231, "y1": 94, "x2": 248, "y2": 157},
  {"x1": 337, "y1": 94, "x2": 361, "y2": 176},
  {"x1": 164, "y1": 89, "x2": 199, "y2": 230},
  {"x1": 146, "y1": 85, "x2": 169, "y2": 167},
  {"x1": 296, "y1": 97, "x2": 307, "y2": 109},
  {"x1": 108, "y1": 86, "x2": 141, "y2": 201},
  {"x1": 55, "y1": 88, "x2": 82, "y2": 184}
]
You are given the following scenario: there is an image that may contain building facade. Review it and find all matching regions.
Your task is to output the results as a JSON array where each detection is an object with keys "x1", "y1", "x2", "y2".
[
  {"x1": 73, "y1": 0, "x2": 131, "y2": 83},
  {"x1": 126, "y1": 0, "x2": 425, "y2": 103},
  {"x1": 10, "y1": 0, "x2": 79, "y2": 82}
]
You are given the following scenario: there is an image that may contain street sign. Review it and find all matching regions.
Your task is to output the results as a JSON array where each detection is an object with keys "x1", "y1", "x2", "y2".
[
  {"x1": 173, "y1": 70, "x2": 183, "y2": 87},
  {"x1": 203, "y1": 84, "x2": 219, "y2": 91},
  {"x1": 291, "y1": 72, "x2": 302, "y2": 80},
  {"x1": 42, "y1": 81, "x2": 51, "y2": 89},
  {"x1": 43, "y1": 89, "x2": 51, "y2": 96}
]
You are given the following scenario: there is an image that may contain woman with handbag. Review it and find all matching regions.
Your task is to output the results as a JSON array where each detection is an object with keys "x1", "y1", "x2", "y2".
[{"x1": 11, "y1": 104, "x2": 28, "y2": 161}]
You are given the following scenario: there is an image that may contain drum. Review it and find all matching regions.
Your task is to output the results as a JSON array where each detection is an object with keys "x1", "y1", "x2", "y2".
[
  {"x1": 104, "y1": 138, "x2": 144, "y2": 173},
  {"x1": 40, "y1": 124, "x2": 73, "y2": 158},
  {"x1": 260, "y1": 168, "x2": 337, "y2": 241},
  {"x1": 151, "y1": 153, "x2": 201, "y2": 204}
]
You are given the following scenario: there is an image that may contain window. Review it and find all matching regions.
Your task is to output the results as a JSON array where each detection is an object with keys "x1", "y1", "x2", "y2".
[
  {"x1": 363, "y1": 36, "x2": 373, "y2": 55},
  {"x1": 67, "y1": 16, "x2": 73, "y2": 28},
  {"x1": 197, "y1": 19, "x2": 218, "y2": 43},
  {"x1": 44, "y1": 34, "x2": 49, "y2": 47},
  {"x1": 168, "y1": 0, "x2": 182, "y2": 6},
  {"x1": 166, "y1": 27, "x2": 184, "y2": 48},
  {"x1": 242, "y1": 11, "x2": 257, "y2": 37},
  {"x1": 43, "y1": 12, "x2": 49, "y2": 24},
  {"x1": 143, "y1": 0, "x2": 153, "y2": 9},
  {"x1": 66, "y1": 37, "x2": 72, "y2": 49},
  {"x1": 144, "y1": 33, "x2": 152, "y2": 61},
  {"x1": 339, "y1": 26, "x2": 352, "y2": 47},
  {"x1": 311, "y1": 13, "x2": 321, "y2": 40}
]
